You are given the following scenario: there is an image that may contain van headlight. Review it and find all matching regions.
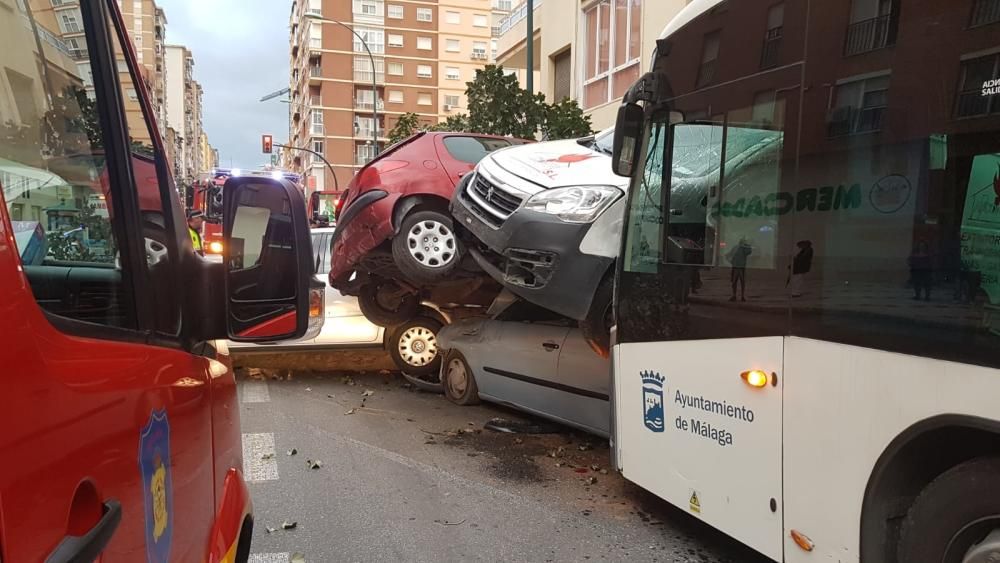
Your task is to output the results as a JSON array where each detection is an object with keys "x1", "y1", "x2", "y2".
[{"x1": 523, "y1": 186, "x2": 621, "y2": 223}]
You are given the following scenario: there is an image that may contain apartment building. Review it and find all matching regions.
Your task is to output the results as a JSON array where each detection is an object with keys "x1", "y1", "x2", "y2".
[
  {"x1": 287, "y1": 0, "x2": 504, "y2": 196},
  {"x1": 165, "y1": 45, "x2": 205, "y2": 184},
  {"x1": 496, "y1": 0, "x2": 687, "y2": 130}
]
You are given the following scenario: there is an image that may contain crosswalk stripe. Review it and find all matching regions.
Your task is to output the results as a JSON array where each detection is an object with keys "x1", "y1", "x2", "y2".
[
  {"x1": 242, "y1": 432, "x2": 279, "y2": 482},
  {"x1": 242, "y1": 381, "x2": 271, "y2": 403}
]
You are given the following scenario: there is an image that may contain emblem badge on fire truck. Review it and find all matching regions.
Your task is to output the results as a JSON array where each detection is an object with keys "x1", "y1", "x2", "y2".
[
  {"x1": 139, "y1": 409, "x2": 174, "y2": 562},
  {"x1": 641, "y1": 371, "x2": 666, "y2": 433}
]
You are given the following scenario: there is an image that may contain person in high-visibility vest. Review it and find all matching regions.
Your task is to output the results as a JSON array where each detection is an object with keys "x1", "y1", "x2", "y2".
[{"x1": 187, "y1": 210, "x2": 205, "y2": 256}]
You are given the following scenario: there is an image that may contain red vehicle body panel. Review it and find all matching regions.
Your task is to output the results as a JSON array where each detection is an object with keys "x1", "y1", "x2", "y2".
[
  {"x1": 0, "y1": 0, "x2": 250, "y2": 560},
  {"x1": 329, "y1": 132, "x2": 516, "y2": 283}
]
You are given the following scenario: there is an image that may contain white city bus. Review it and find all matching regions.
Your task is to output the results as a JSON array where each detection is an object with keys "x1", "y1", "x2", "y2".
[{"x1": 609, "y1": 1, "x2": 1000, "y2": 562}]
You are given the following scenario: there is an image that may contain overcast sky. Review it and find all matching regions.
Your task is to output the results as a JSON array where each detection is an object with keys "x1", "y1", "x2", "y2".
[{"x1": 158, "y1": 0, "x2": 291, "y2": 169}]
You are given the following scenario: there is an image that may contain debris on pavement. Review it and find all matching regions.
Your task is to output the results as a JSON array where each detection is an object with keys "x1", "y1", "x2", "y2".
[
  {"x1": 327, "y1": 394, "x2": 335, "y2": 398},
  {"x1": 291, "y1": 552, "x2": 306, "y2": 563},
  {"x1": 340, "y1": 375, "x2": 356, "y2": 386},
  {"x1": 584, "y1": 476, "x2": 598, "y2": 486},
  {"x1": 281, "y1": 520, "x2": 298, "y2": 530},
  {"x1": 345, "y1": 408, "x2": 357, "y2": 415},
  {"x1": 265, "y1": 526, "x2": 277, "y2": 534},
  {"x1": 305, "y1": 387, "x2": 311, "y2": 392},
  {"x1": 578, "y1": 443, "x2": 593, "y2": 451},
  {"x1": 433, "y1": 518, "x2": 466, "y2": 526},
  {"x1": 261, "y1": 453, "x2": 275, "y2": 460},
  {"x1": 362, "y1": 389, "x2": 374, "y2": 397},
  {"x1": 484, "y1": 417, "x2": 561, "y2": 434},
  {"x1": 306, "y1": 459, "x2": 323, "y2": 469},
  {"x1": 287, "y1": 448, "x2": 298, "y2": 456}
]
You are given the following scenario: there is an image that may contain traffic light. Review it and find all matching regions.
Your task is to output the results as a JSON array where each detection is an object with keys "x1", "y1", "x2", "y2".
[{"x1": 262, "y1": 134, "x2": 273, "y2": 154}]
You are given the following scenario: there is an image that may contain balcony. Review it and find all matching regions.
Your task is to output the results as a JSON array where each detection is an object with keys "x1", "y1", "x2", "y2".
[
  {"x1": 827, "y1": 105, "x2": 886, "y2": 137},
  {"x1": 311, "y1": 123, "x2": 325, "y2": 136},
  {"x1": 355, "y1": 153, "x2": 375, "y2": 166},
  {"x1": 844, "y1": 14, "x2": 895, "y2": 56},
  {"x1": 470, "y1": 51, "x2": 488, "y2": 60},
  {"x1": 760, "y1": 27, "x2": 782, "y2": 69},
  {"x1": 970, "y1": 0, "x2": 1000, "y2": 27},
  {"x1": 354, "y1": 99, "x2": 385, "y2": 111},
  {"x1": 310, "y1": 95, "x2": 322, "y2": 106},
  {"x1": 308, "y1": 66, "x2": 322, "y2": 83},
  {"x1": 496, "y1": 0, "x2": 541, "y2": 70},
  {"x1": 353, "y1": 70, "x2": 385, "y2": 84}
]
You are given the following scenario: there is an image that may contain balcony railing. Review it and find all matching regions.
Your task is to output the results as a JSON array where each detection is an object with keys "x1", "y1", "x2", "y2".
[
  {"x1": 970, "y1": 0, "x2": 1000, "y2": 27},
  {"x1": 354, "y1": 99, "x2": 384, "y2": 111},
  {"x1": 471, "y1": 50, "x2": 488, "y2": 60},
  {"x1": 353, "y1": 70, "x2": 385, "y2": 83},
  {"x1": 844, "y1": 14, "x2": 894, "y2": 56},
  {"x1": 497, "y1": 0, "x2": 541, "y2": 36},
  {"x1": 310, "y1": 95, "x2": 321, "y2": 106},
  {"x1": 760, "y1": 27, "x2": 782, "y2": 69},
  {"x1": 311, "y1": 123, "x2": 325, "y2": 135},
  {"x1": 354, "y1": 41, "x2": 385, "y2": 54},
  {"x1": 310, "y1": 66, "x2": 322, "y2": 77},
  {"x1": 827, "y1": 105, "x2": 887, "y2": 137},
  {"x1": 355, "y1": 153, "x2": 374, "y2": 166}
]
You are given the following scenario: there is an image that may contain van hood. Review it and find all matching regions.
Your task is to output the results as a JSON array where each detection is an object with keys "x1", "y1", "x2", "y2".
[{"x1": 487, "y1": 139, "x2": 627, "y2": 191}]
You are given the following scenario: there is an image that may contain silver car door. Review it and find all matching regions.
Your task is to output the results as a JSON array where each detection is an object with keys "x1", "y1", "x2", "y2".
[{"x1": 554, "y1": 328, "x2": 613, "y2": 436}]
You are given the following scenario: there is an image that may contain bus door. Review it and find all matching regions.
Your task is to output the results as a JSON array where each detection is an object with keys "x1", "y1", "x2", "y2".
[{"x1": 613, "y1": 11, "x2": 805, "y2": 558}]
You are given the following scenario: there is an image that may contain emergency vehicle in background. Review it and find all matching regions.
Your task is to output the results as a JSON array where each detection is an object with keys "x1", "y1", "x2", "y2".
[
  {"x1": 0, "y1": 1, "x2": 313, "y2": 561},
  {"x1": 309, "y1": 189, "x2": 340, "y2": 227},
  {"x1": 609, "y1": 1, "x2": 1000, "y2": 562},
  {"x1": 190, "y1": 168, "x2": 305, "y2": 258}
]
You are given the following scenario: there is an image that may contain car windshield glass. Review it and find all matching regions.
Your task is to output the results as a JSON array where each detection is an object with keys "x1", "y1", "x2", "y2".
[{"x1": 671, "y1": 124, "x2": 778, "y2": 178}]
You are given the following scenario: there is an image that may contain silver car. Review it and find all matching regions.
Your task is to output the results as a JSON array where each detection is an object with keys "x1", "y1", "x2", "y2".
[{"x1": 437, "y1": 297, "x2": 611, "y2": 437}]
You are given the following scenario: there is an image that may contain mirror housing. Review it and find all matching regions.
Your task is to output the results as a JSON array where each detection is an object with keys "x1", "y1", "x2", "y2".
[
  {"x1": 223, "y1": 176, "x2": 312, "y2": 342},
  {"x1": 612, "y1": 103, "x2": 644, "y2": 177}
]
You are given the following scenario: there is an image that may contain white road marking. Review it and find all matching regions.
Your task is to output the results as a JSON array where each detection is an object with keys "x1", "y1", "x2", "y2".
[
  {"x1": 249, "y1": 554, "x2": 290, "y2": 563},
  {"x1": 242, "y1": 433, "x2": 279, "y2": 482},
  {"x1": 242, "y1": 381, "x2": 270, "y2": 403}
]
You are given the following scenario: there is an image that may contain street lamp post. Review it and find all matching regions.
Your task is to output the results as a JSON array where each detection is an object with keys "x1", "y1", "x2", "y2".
[
  {"x1": 304, "y1": 13, "x2": 380, "y2": 157},
  {"x1": 276, "y1": 141, "x2": 339, "y2": 191}
]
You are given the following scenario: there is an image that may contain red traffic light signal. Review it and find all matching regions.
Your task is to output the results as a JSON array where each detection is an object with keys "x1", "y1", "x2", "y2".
[{"x1": 262, "y1": 134, "x2": 273, "y2": 154}]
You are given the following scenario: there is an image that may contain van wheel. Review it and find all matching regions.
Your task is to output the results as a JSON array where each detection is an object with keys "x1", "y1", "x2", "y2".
[
  {"x1": 358, "y1": 281, "x2": 419, "y2": 327},
  {"x1": 897, "y1": 456, "x2": 1000, "y2": 563},
  {"x1": 580, "y1": 274, "x2": 613, "y2": 357},
  {"x1": 442, "y1": 350, "x2": 480, "y2": 406},
  {"x1": 389, "y1": 317, "x2": 443, "y2": 377},
  {"x1": 393, "y1": 210, "x2": 463, "y2": 284}
]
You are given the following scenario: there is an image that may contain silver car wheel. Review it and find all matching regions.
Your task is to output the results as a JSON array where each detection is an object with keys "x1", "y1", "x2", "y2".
[
  {"x1": 406, "y1": 220, "x2": 456, "y2": 268},
  {"x1": 397, "y1": 325, "x2": 438, "y2": 367},
  {"x1": 445, "y1": 357, "x2": 468, "y2": 396}
]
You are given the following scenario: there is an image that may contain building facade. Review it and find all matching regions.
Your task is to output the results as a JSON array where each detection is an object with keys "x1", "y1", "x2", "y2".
[
  {"x1": 287, "y1": 0, "x2": 505, "y2": 197},
  {"x1": 164, "y1": 44, "x2": 205, "y2": 185},
  {"x1": 496, "y1": 0, "x2": 688, "y2": 130}
]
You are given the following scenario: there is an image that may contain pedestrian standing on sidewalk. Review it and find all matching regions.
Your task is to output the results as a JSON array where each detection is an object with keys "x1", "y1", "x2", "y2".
[
  {"x1": 908, "y1": 241, "x2": 933, "y2": 301},
  {"x1": 789, "y1": 240, "x2": 813, "y2": 297},
  {"x1": 728, "y1": 238, "x2": 753, "y2": 302}
]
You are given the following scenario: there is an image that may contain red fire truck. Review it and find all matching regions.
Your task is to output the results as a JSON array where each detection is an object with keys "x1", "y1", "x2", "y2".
[{"x1": 0, "y1": 1, "x2": 313, "y2": 561}]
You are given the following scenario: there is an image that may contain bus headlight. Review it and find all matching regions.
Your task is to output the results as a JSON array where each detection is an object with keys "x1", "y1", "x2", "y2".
[
  {"x1": 524, "y1": 186, "x2": 621, "y2": 223},
  {"x1": 207, "y1": 241, "x2": 224, "y2": 254}
]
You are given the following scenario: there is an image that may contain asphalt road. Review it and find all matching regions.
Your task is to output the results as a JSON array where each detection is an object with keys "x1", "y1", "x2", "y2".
[{"x1": 237, "y1": 362, "x2": 771, "y2": 563}]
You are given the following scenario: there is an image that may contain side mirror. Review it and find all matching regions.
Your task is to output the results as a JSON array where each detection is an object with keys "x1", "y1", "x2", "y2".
[
  {"x1": 612, "y1": 103, "x2": 644, "y2": 177},
  {"x1": 223, "y1": 176, "x2": 312, "y2": 342}
]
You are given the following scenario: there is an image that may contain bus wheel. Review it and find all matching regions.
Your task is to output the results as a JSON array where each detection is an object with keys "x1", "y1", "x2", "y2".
[
  {"x1": 581, "y1": 274, "x2": 613, "y2": 357},
  {"x1": 897, "y1": 456, "x2": 1000, "y2": 563}
]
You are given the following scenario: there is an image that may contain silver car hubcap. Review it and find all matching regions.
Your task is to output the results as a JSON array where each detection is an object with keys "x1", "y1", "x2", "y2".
[
  {"x1": 398, "y1": 326, "x2": 438, "y2": 367},
  {"x1": 446, "y1": 358, "x2": 468, "y2": 395},
  {"x1": 407, "y1": 220, "x2": 456, "y2": 268}
]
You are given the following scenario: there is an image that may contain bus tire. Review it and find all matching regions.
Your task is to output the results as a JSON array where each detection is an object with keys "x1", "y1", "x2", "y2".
[
  {"x1": 580, "y1": 273, "x2": 613, "y2": 357},
  {"x1": 897, "y1": 456, "x2": 1000, "y2": 563}
]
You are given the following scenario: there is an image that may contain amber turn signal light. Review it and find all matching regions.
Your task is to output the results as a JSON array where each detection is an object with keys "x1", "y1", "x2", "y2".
[
  {"x1": 207, "y1": 241, "x2": 224, "y2": 254},
  {"x1": 309, "y1": 289, "x2": 323, "y2": 318},
  {"x1": 790, "y1": 530, "x2": 815, "y2": 552},
  {"x1": 740, "y1": 370, "x2": 769, "y2": 388}
]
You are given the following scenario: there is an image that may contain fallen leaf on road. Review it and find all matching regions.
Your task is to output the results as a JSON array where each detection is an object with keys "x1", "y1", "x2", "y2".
[
  {"x1": 287, "y1": 448, "x2": 297, "y2": 456},
  {"x1": 281, "y1": 521, "x2": 298, "y2": 530},
  {"x1": 290, "y1": 553, "x2": 306, "y2": 563},
  {"x1": 362, "y1": 389, "x2": 374, "y2": 397},
  {"x1": 514, "y1": 438, "x2": 523, "y2": 444},
  {"x1": 345, "y1": 408, "x2": 357, "y2": 415},
  {"x1": 265, "y1": 526, "x2": 276, "y2": 534},
  {"x1": 590, "y1": 464, "x2": 600, "y2": 471},
  {"x1": 307, "y1": 459, "x2": 323, "y2": 469},
  {"x1": 584, "y1": 477, "x2": 597, "y2": 485},
  {"x1": 326, "y1": 394, "x2": 335, "y2": 398},
  {"x1": 578, "y1": 443, "x2": 593, "y2": 451},
  {"x1": 433, "y1": 518, "x2": 466, "y2": 526}
]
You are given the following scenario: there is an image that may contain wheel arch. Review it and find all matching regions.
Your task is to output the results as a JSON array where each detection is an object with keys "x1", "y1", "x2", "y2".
[
  {"x1": 392, "y1": 194, "x2": 452, "y2": 234},
  {"x1": 860, "y1": 414, "x2": 1000, "y2": 563}
]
